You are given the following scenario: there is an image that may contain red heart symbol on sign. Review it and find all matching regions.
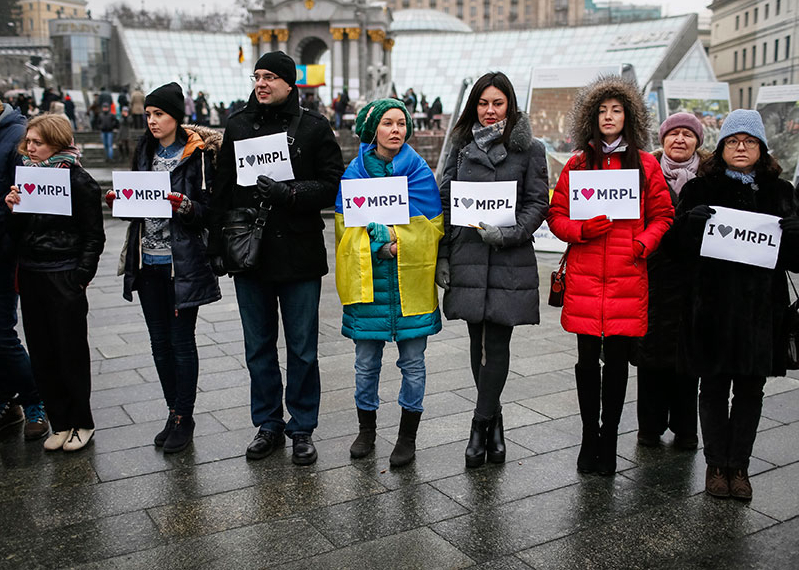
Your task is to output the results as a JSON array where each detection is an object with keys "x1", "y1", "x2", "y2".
[
  {"x1": 581, "y1": 188, "x2": 595, "y2": 200},
  {"x1": 122, "y1": 189, "x2": 134, "y2": 200},
  {"x1": 23, "y1": 183, "x2": 35, "y2": 194},
  {"x1": 353, "y1": 196, "x2": 366, "y2": 208}
]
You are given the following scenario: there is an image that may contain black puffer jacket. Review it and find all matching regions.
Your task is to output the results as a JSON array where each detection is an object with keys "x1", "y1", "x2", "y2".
[
  {"x1": 672, "y1": 170, "x2": 799, "y2": 377},
  {"x1": 122, "y1": 125, "x2": 222, "y2": 309},
  {"x1": 210, "y1": 89, "x2": 344, "y2": 282},
  {"x1": 439, "y1": 114, "x2": 549, "y2": 326},
  {"x1": 13, "y1": 164, "x2": 105, "y2": 284}
]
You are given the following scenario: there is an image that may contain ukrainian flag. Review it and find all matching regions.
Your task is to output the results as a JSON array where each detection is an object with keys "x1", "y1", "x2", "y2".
[{"x1": 296, "y1": 64, "x2": 326, "y2": 87}]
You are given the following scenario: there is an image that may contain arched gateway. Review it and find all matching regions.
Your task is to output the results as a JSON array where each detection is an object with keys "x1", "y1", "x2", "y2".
[{"x1": 245, "y1": 0, "x2": 394, "y2": 101}]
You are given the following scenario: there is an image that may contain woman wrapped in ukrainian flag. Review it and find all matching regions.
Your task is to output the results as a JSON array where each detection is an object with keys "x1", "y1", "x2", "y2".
[{"x1": 335, "y1": 98, "x2": 443, "y2": 468}]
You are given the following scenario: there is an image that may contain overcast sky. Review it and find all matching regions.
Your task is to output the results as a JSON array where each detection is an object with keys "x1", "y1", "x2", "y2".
[{"x1": 84, "y1": 0, "x2": 711, "y2": 20}]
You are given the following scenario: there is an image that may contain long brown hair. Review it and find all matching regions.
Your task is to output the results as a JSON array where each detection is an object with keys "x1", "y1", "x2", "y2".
[
  {"x1": 17, "y1": 113, "x2": 73, "y2": 156},
  {"x1": 451, "y1": 72, "x2": 519, "y2": 147}
]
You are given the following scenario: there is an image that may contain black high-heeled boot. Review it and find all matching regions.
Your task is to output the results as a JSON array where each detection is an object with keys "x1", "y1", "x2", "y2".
[
  {"x1": 486, "y1": 411, "x2": 506, "y2": 464},
  {"x1": 597, "y1": 361, "x2": 628, "y2": 475},
  {"x1": 465, "y1": 417, "x2": 491, "y2": 468},
  {"x1": 575, "y1": 363, "x2": 601, "y2": 473}
]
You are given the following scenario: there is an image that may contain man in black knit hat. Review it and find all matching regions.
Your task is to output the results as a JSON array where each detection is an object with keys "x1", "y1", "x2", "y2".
[{"x1": 210, "y1": 51, "x2": 344, "y2": 465}]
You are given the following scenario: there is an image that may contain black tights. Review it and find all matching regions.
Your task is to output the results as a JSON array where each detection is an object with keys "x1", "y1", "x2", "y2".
[
  {"x1": 467, "y1": 321, "x2": 514, "y2": 420},
  {"x1": 575, "y1": 334, "x2": 631, "y2": 432}
]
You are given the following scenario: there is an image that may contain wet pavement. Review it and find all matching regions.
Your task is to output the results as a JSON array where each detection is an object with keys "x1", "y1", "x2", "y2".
[{"x1": 1, "y1": 212, "x2": 799, "y2": 569}]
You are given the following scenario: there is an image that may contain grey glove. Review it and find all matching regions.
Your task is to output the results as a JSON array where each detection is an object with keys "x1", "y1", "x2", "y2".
[
  {"x1": 376, "y1": 243, "x2": 396, "y2": 260},
  {"x1": 435, "y1": 258, "x2": 450, "y2": 291},
  {"x1": 476, "y1": 222, "x2": 503, "y2": 247}
]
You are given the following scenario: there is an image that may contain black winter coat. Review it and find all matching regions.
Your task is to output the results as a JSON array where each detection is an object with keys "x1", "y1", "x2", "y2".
[
  {"x1": 0, "y1": 104, "x2": 26, "y2": 262},
  {"x1": 439, "y1": 115, "x2": 549, "y2": 326},
  {"x1": 672, "y1": 171, "x2": 799, "y2": 377},
  {"x1": 12, "y1": 164, "x2": 105, "y2": 284},
  {"x1": 122, "y1": 126, "x2": 221, "y2": 310},
  {"x1": 210, "y1": 89, "x2": 344, "y2": 282}
]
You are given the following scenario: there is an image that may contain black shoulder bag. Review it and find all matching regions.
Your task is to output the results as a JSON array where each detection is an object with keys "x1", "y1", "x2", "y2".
[
  {"x1": 548, "y1": 245, "x2": 570, "y2": 308},
  {"x1": 220, "y1": 108, "x2": 304, "y2": 274}
]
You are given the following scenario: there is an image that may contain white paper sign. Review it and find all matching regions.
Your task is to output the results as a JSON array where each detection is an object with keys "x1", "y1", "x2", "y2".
[
  {"x1": 568, "y1": 169, "x2": 640, "y2": 220},
  {"x1": 340, "y1": 177, "x2": 410, "y2": 227},
  {"x1": 234, "y1": 133, "x2": 295, "y2": 186},
  {"x1": 700, "y1": 206, "x2": 782, "y2": 269},
  {"x1": 14, "y1": 166, "x2": 72, "y2": 216},
  {"x1": 450, "y1": 181, "x2": 517, "y2": 228},
  {"x1": 111, "y1": 171, "x2": 172, "y2": 218}
]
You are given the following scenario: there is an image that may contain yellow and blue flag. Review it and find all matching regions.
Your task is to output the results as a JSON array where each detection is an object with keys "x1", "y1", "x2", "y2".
[{"x1": 296, "y1": 64, "x2": 325, "y2": 87}]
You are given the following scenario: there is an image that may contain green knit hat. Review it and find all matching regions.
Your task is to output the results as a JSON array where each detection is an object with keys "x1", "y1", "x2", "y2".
[{"x1": 355, "y1": 98, "x2": 413, "y2": 144}]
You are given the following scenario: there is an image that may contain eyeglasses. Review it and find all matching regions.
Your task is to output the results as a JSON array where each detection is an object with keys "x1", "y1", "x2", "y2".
[
  {"x1": 250, "y1": 73, "x2": 280, "y2": 83},
  {"x1": 723, "y1": 137, "x2": 760, "y2": 150}
]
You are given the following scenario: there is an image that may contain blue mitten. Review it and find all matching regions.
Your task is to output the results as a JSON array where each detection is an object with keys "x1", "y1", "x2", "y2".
[{"x1": 366, "y1": 222, "x2": 392, "y2": 243}]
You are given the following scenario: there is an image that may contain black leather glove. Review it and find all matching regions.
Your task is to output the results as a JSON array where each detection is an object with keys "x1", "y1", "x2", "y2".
[
  {"x1": 779, "y1": 216, "x2": 799, "y2": 235},
  {"x1": 688, "y1": 205, "x2": 716, "y2": 223},
  {"x1": 256, "y1": 175, "x2": 293, "y2": 206},
  {"x1": 210, "y1": 256, "x2": 227, "y2": 276}
]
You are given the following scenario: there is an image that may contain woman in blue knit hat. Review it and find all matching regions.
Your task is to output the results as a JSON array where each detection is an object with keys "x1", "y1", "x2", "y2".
[
  {"x1": 334, "y1": 98, "x2": 443, "y2": 468},
  {"x1": 671, "y1": 109, "x2": 799, "y2": 500}
]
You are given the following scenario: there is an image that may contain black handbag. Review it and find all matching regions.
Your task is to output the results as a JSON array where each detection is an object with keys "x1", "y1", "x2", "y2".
[
  {"x1": 786, "y1": 273, "x2": 799, "y2": 369},
  {"x1": 218, "y1": 108, "x2": 304, "y2": 274},
  {"x1": 219, "y1": 204, "x2": 269, "y2": 274},
  {"x1": 548, "y1": 246, "x2": 569, "y2": 308}
]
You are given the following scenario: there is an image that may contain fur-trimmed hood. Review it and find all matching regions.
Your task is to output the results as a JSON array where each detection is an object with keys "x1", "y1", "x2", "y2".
[
  {"x1": 452, "y1": 112, "x2": 535, "y2": 153},
  {"x1": 182, "y1": 123, "x2": 223, "y2": 166},
  {"x1": 569, "y1": 75, "x2": 650, "y2": 152}
]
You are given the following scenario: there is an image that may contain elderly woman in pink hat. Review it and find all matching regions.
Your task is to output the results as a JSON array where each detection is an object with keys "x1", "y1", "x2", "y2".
[{"x1": 636, "y1": 112, "x2": 708, "y2": 451}]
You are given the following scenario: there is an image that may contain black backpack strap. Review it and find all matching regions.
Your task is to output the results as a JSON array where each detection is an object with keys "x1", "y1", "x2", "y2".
[{"x1": 286, "y1": 107, "x2": 304, "y2": 146}]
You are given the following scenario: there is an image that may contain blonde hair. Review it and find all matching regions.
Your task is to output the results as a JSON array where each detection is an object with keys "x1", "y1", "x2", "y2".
[{"x1": 17, "y1": 113, "x2": 73, "y2": 156}]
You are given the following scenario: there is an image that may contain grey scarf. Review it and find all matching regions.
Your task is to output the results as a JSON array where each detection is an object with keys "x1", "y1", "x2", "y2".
[
  {"x1": 472, "y1": 119, "x2": 507, "y2": 152},
  {"x1": 660, "y1": 152, "x2": 699, "y2": 195}
]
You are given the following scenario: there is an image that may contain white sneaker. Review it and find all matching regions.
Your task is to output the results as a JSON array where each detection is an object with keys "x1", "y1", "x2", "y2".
[
  {"x1": 43, "y1": 431, "x2": 69, "y2": 451},
  {"x1": 62, "y1": 428, "x2": 95, "y2": 451}
]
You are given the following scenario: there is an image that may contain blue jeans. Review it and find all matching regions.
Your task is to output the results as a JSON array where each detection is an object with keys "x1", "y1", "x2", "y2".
[
  {"x1": 354, "y1": 336, "x2": 428, "y2": 413},
  {"x1": 0, "y1": 260, "x2": 38, "y2": 406},
  {"x1": 137, "y1": 264, "x2": 199, "y2": 417},
  {"x1": 101, "y1": 131, "x2": 114, "y2": 160},
  {"x1": 234, "y1": 274, "x2": 321, "y2": 436}
]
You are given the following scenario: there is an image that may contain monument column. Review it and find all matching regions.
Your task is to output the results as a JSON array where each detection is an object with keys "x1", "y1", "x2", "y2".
[
  {"x1": 330, "y1": 27, "x2": 345, "y2": 97},
  {"x1": 382, "y1": 38, "x2": 394, "y2": 75},
  {"x1": 345, "y1": 27, "x2": 361, "y2": 99},
  {"x1": 259, "y1": 29, "x2": 273, "y2": 55},
  {"x1": 275, "y1": 28, "x2": 289, "y2": 54},
  {"x1": 367, "y1": 29, "x2": 385, "y2": 92},
  {"x1": 247, "y1": 32, "x2": 260, "y2": 63}
]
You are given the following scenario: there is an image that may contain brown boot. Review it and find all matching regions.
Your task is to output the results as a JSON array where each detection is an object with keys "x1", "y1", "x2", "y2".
[
  {"x1": 728, "y1": 468, "x2": 753, "y2": 501},
  {"x1": 705, "y1": 465, "x2": 730, "y2": 498}
]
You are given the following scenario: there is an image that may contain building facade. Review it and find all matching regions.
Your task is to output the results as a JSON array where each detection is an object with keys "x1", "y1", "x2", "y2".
[
  {"x1": 17, "y1": 0, "x2": 88, "y2": 40},
  {"x1": 382, "y1": 0, "x2": 584, "y2": 31},
  {"x1": 49, "y1": 19, "x2": 112, "y2": 91},
  {"x1": 710, "y1": 0, "x2": 799, "y2": 108}
]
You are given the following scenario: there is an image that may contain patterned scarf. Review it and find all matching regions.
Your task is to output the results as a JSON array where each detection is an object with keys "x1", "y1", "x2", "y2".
[
  {"x1": 472, "y1": 119, "x2": 507, "y2": 152},
  {"x1": 725, "y1": 168, "x2": 756, "y2": 186},
  {"x1": 660, "y1": 152, "x2": 700, "y2": 195},
  {"x1": 22, "y1": 144, "x2": 81, "y2": 168}
]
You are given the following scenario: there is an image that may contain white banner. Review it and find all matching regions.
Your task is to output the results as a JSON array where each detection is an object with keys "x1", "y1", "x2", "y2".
[
  {"x1": 568, "y1": 169, "x2": 640, "y2": 220},
  {"x1": 14, "y1": 166, "x2": 72, "y2": 216},
  {"x1": 111, "y1": 171, "x2": 172, "y2": 218},
  {"x1": 700, "y1": 206, "x2": 782, "y2": 269},
  {"x1": 234, "y1": 132, "x2": 295, "y2": 187},
  {"x1": 341, "y1": 177, "x2": 410, "y2": 227},
  {"x1": 450, "y1": 181, "x2": 517, "y2": 228}
]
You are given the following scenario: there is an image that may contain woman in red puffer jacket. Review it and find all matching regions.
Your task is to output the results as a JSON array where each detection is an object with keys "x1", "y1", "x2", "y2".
[{"x1": 547, "y1": 76, "x2": 673, "y2": 476}]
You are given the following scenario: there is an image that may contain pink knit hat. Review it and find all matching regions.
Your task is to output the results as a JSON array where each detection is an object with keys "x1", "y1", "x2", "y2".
[{"x1": 659, "y1": 112, "x2": 704, "y2": 146}]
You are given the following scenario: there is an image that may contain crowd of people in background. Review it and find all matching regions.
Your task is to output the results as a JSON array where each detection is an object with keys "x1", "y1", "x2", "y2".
[{"x1": 1, "y1": 52, "x2": 795, "y2": 506}]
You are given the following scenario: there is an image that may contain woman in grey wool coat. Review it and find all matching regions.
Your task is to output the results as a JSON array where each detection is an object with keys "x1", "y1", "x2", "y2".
[{"x1": 436, "y1": 71, "x2": 549, "y2": 467}]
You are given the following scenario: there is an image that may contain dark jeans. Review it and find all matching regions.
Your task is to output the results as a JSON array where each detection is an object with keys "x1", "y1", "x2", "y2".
[
  {"x1": 467, "y1": 320, "x2": 513, "y2": 420},
  {"x1": 0, "y1": 260, "x2": 39, "y2": 406},
  {"x1": 137, "y1": 264, "x2": 199, "y2": 417},
  {"x1": 18, "y1": 268, "x2": 93, "y2": 431},
  {"x1": 576, "y1": 334, "x2": 631, "y2": 431},
  {"x1": 637, "y1": 366, "x2": 698, "y2": 438},
  {"x1": 699, "y1": 374, "x2": 766, "y2": 469},
  {"x1": 234, "y1": 274, "x2": 321, "y2": 436}
]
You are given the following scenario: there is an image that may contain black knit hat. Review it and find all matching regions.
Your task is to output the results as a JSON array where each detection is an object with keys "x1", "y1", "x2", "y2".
[
  {"x1": 254, "y1": 51, "x2": 296, "y2": 86},
  {"x1": 144, "y1": 82, "x2": 185, "y2": 123}
]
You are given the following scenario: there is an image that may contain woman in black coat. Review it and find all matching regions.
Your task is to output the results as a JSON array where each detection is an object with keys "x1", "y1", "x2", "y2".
[
  {"x1": 5, "y1": 113, "x2": 105, "y2": 452},
  {"x1": 671, "y1": 109, "x2": 799, "y2": 501},
  {"x1": 437, "y1": 72, "x2": 549, "y2": 468},
  {"x1": 107, "y1": 83, "x2": 221, "y2": 453}
]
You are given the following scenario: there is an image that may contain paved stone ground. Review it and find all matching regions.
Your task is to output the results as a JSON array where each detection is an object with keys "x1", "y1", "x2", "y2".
[{"x1": 2, "y1": 210, "x2": 799, "y2": 569}]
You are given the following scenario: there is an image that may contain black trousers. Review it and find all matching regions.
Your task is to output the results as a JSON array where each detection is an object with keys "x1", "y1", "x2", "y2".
[
  {"x1": 637, "y1": 366, "x2": 698, "y2": 438},
  {"x1": 18, "y1": 269, "x2": 94, "y2": 431},
  {"x1": 699, "y1": 374, "x2": 766, "y2": 469},
  {"x1": 467, "y1": 321, "x2": 513, "y2": 420}
]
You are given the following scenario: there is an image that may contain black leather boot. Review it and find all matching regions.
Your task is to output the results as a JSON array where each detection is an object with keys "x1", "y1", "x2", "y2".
[
  {"x1": 575, "y1": 363, "x2": 601, "y2": 473},
  {"x1": 350, "y1": 408, "x2": 377, "y2": 459},
  {"x1": 486, "y1": 411, "x2": 506, "y2": 464},
  {"x1": 389, "y1": 409, "x2": 422, "y2": 468},
  {"x1": 597, "y1": 362, "x2": 628, "y2": 475},
  {"x1": 465, "y1": 417, "x2": 490, "y2": 468}
]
